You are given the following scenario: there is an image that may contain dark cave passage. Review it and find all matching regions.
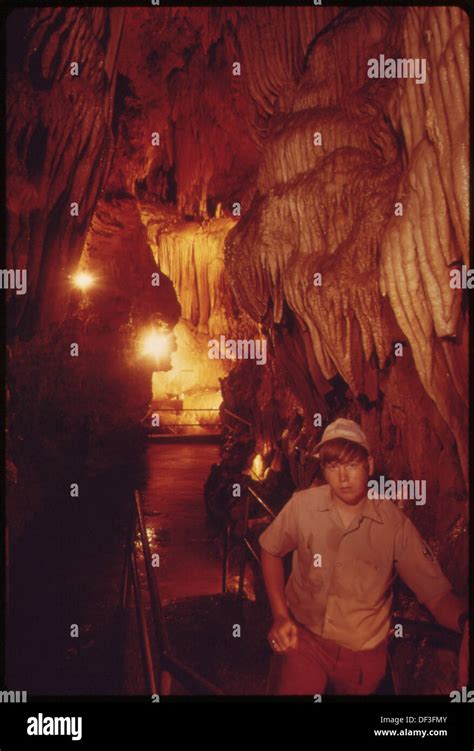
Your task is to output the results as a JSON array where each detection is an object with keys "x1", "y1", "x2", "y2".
[{"x1": 4, "y1": 5, "x2": 469, "y2": 699}]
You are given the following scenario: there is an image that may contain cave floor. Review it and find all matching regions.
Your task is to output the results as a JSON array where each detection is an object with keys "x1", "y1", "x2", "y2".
[
  {"x1": 143, "y1": 442, "x2": 223, "y2": 602},
  {"x1": 123, "y1": 441, "x2": 273, "y2": 695}
]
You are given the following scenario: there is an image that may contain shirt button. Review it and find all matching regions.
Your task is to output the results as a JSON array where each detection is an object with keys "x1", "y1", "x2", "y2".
[{"x1": 336, "y1": 562, "x2": 342, "y2": 568}]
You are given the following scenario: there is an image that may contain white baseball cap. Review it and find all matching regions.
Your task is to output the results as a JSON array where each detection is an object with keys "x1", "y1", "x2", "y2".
[{"x1": 314, "y1": 418, "x2": 370, "y2": 455}]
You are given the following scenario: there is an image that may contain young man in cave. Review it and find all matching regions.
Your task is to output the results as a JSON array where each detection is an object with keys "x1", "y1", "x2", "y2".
[{"x1": 259, "y1": 418, "x2": 469, "y2": 695}]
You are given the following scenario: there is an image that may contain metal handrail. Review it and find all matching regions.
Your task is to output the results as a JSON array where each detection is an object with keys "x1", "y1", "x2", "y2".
[
  {"x1": 147, "y1": 406, "x2": 250, "y2": 424},
  {"x1": 122, "y1": 490, "x2": 225, "y2": 695},
  {"x1": 121, "y1": 500, "x2": 160, "y2": 693},
  {"x1": 237, "y1": 486, "x2": 276, "y2": 596},
  {"x1": 147, "y1": 407, "x2": 221, "y2": 430},
  {"x1": 144, "y1": 407, "x2": 221, "y2": 431},
  {"x1": 149, "y1": 424, "x2": 221, "y2": 427},
  {"x1": 144, "y1": 406, "x2": 253, "y2": 434},
  {"x1": 134, "y1": 490, "x2": 170, "y2": 655},
  {"x1": 221, "y1": 408, "x2": 252, "y2": 428},
  {"x1": 247, "y1": 486, "x2": 276, "y2": 520},
  {"x1": 150, "y1": 408, "x2": 221, "y2": 412},
  {"x1": 130, "y1": 542, "x2": 158, "y2": 694}
]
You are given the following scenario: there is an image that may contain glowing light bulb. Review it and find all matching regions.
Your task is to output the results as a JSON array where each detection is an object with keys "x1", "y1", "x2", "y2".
[
  {"x1": 140, "y1": 329, "x2": 171, "y2": 362},
  {"x1": 72, "y1": 271, "x2": 94, "y2": 291}
]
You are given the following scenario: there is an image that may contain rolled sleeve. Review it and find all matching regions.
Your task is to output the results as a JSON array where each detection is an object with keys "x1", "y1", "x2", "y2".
[
  {"x1": 394, "y1": 515, "x2": 452, "y2": 607},
  {"x1": 259, "y1": 494, "x2": 298, "y2": 557}
]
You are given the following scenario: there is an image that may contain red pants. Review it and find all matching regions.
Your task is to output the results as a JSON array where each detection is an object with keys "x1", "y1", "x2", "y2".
[{"x1": 267, "y1": 620, "x2": 388, "y2": 696}]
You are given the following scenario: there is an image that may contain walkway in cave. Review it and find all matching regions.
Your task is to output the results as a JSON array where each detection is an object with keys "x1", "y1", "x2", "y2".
[
  {"x1": 144, "y1": 441, "x2": 223, "y2": 602},
  {"x1": 123, "y1": 441, "x2": 273, "y2": 695}
]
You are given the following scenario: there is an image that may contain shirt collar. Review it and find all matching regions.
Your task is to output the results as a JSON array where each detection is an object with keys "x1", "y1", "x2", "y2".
[
  {"x1": 313, "y1": 485, "x2": 332, "y2": 510},
  {"x1": 360, "y1": 497, "x2": 384, "y2": 524},
  {"x1": 314, "y1": 485, "x2": 384, "y2": 523}
]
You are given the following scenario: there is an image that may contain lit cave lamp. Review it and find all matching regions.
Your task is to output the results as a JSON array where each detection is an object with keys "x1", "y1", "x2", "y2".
[
  {"x1": 140, "y1": 327, "x2": 172, "y2": 365},
  {"x1": 72, "y1": 270, "x2": 95, "y2": 291}
]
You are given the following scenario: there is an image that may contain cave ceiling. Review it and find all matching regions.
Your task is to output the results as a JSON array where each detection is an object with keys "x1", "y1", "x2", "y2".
[{"x1": 6, "y1": 6, "x2": 470, "y2": 493}]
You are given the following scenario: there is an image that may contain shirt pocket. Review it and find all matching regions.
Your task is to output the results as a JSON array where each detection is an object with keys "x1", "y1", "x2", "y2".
[
  {"x1": 294, "y1": 546, "x2": 326, "y2": 598},
  {"x1": 353, "y1": 558, "x2": 383, "y2": 600}
]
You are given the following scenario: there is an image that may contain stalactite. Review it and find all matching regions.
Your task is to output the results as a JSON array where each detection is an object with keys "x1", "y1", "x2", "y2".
[
  {"x1": 380, "y1": 6, "x2": 469, "y2": 481},
  {"x1": 226, "y1": 9, "x2": 403, "y2": 395},
  {"x1": 144, "y1": 213, "x2": 236, "y2": 336}
]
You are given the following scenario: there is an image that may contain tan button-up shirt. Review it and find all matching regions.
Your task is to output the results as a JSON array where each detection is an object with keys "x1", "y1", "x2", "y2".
[{"x1": 259, "y1": 484, "x2": 452, "y2": 651}]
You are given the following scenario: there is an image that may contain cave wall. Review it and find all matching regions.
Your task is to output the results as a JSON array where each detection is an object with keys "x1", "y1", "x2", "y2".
[
  {"x1": 380, "y1": 7, "x2": 469, "y2": 481},
  {"x1": 6, "y1": 8, "x2": 181, "y2": 540},
  {"x1": 5, "y1": 7, "x2": 470, "y2": 691},
  {"x1": 7, "y1": 8, "x2": 125, "y2": 335}
]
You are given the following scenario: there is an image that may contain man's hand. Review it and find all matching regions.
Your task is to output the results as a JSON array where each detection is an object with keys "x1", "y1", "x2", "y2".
[
  {"x1": 459, "y1": 620, "x2": 469, "y2": 686},
  {"x1": 268, "y1": 615, "x2": 299, "y2": 653},
  {"x1": 427, "y1": 590, "x2": 467, "y2": 633}
]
